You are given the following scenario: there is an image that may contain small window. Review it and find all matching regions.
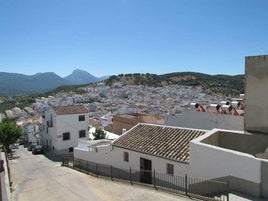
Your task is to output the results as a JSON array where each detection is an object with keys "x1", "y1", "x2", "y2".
[
  {"x1": 167, "y1": 163, "x2": 174, "y2": 175},
  {"x1": 78, "y1": 115, "x2": 85, "y2": 121},
  {"x1": 79, "y1": 130, "x2": 86, "y2": 138},
  {"x1": 63, "y1": 132, "x2": 70, "y2": 141},
  {"x1": 69, "y1": 147, "x2": 73, "y2": 152},
  {"x1": 123, "y1": 152, "x2": 129, "y2": 162}
]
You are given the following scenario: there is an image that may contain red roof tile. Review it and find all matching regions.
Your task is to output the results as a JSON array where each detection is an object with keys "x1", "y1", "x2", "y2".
[
  {"x1": 54, "y1": 105, "x2": 88, "y2": 115},
  {"x1": 113, "y1": 123, "x2": 206, "y2": 163}
]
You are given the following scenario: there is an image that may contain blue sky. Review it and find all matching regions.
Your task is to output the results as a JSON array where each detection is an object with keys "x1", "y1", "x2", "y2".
[{"x1": 1, "y1": 0, "x2": 268, "y2": 77}]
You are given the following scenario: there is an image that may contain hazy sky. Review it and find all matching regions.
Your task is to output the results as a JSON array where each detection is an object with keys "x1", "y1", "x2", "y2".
[{"x1": 1, "y1": 0, "x2": 268, "y2": 77}]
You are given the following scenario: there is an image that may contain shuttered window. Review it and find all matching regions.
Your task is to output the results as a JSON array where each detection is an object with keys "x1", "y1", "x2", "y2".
[
  {"x1": 123, "y1": 152, "x2": 129, "y2": 162},
  {"x1": 166, "y1": 163, "x2": 174, "y2": 175}
]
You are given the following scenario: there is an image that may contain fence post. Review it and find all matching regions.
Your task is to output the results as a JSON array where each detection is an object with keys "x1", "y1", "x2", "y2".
[
  {"x1": 62, "y1": 156, "x2": 64, "y2": 166},
  {"x1": 111, "y1": 165, "x2": 113, "y2": 181},
  {"x1": 226, "y1": 180, "x2": 229, "y2": 201},
  {"x1": 96, "y1": 163, "x2": 98, "y2": 177},
  {"x1": 185, "y1": 174, "x2": 188, "y2": 195},
  {"x1": 72, "y1": 157, "x2": 74, "y2": 169},
  {"x1": 153, "y1": 170, "x2": 156, "y2": 189},
  {"x1": 87, "y1": 161, "x2": 89, "y2": 174},
  {"x1": 129, "y1": 167, "x2": 132, "y2": 184}
]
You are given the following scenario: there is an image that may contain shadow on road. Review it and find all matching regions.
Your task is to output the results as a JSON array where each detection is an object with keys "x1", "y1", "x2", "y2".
[{"x1": 43, "y1": 151, "x2": 72, "y2": 163}]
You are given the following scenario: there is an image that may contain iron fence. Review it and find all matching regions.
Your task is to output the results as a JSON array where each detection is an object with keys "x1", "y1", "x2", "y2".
[{"x1": 62, "y1": 156, "x2": 229, "y2": 201}]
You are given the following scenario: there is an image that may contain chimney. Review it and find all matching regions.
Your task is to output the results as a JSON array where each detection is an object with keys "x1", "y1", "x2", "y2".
[
  {"x1": 237, "y1": 102, "x2": 244, "y2": 110},
  {"x1": 229, "y1": 105, "x2": 239, "y2": 116},
  {"x1": 195, "y1": 103, "x2": 206, "y2": 112}
]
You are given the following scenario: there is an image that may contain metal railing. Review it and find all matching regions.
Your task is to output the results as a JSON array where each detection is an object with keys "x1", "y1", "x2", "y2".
[{"x1": 62, "y1": 156, "x2": 229, "y2": 201}]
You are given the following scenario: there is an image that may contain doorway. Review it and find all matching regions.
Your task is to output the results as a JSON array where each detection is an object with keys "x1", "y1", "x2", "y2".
[{"x1": 140, "y1": 158, "x2": 152, "y2": 184}]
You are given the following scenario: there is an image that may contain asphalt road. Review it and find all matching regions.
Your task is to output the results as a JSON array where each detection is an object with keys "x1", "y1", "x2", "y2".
[{"x1": 7, "y1": 146, "x2": 191, "y2": 201}]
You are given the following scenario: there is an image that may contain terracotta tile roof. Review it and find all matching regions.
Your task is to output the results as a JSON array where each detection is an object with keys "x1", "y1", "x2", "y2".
[
  {"x1": 113, "y1": 123, "x2": 206, "y2": 163},
  {"x1": 53, "y1": 105, "x2": 88, "y2": 115},
  {"x1": 140, "y1": 115, "x2": 163, "y2": 124}
]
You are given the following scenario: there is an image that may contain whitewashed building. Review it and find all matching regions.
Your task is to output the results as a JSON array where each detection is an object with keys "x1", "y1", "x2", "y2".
[
  {"x1": 75, "y1": 123, "x2": 206, "y2": 182},
  {"x1": 74, "y1": 123, "x2": 268, "y2": 198},
  {"x1": 41, "y1": 105, "x2": 89, "y2": 154},
  {"x1": 24, "y1": 123, "x2": 40, "y2": 145}
]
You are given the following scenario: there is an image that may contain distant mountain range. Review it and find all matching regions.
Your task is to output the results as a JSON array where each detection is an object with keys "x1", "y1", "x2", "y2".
[
  {"x1": 0, "y1": 69, "x2": 107, "y2": 96},
  {"x1": 0, "y1": 69, "x2": 244, "y2": 96}
]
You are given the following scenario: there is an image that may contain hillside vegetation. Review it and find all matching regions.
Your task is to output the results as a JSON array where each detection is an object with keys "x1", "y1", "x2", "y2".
[
  {"x1": 0, "y1": 72, "x2": 244, "y2": 111},
  {"x1": 105, "y1": 72, "x2": 244, "y2": 96}
]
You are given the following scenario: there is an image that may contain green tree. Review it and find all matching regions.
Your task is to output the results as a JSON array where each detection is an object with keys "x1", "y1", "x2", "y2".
[
  {"x1": 92, "y1": 127, "x2": 106, "y2": 140},
  {"x1": 0, "y1": 119, "x2": 22, "y2": 152}
]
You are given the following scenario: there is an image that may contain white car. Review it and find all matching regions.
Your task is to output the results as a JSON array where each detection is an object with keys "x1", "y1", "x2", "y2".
[{"x1": 10, "y1": 143, "x2": 19, "y2": 149}]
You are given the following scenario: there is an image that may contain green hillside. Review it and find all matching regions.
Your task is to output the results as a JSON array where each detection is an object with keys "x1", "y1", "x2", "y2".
[{"x1": 105, "y1": 72, "x2": 244, "y2": 96}]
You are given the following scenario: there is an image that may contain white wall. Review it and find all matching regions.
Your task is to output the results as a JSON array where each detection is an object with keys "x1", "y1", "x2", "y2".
[
  {"x1": 245, "y1": 55, "x2": 268, "y2": 133},
  {"x1": 189, "y1": 141, "x2": 261, "y2": 183},
  {"x1": 74, "y1": 145, "x2": 189, "y2": 175},
  {"x1": 40, "y1": 109, "x2": 54, "y2": 150},
  {"x1": 26, "y1": 124, "x2": 39, "y2": 144},
  {"x1": 41, "y1": 108, "x2": 89, "y2": 153}
]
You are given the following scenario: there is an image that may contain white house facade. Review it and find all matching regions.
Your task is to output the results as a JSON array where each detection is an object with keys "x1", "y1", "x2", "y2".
[
  {"x1": 74, "y1": 123, "x2": 268, "y2": 199},
  {"x1": 41, "y1": 105, "x2": 89, "y2": 154},
  {"x1": 74, "y1": 123, "x2": 206, "y2": 183},
  {"x1": 24, "y1": 123, "x2": 41, "y2": 145}
]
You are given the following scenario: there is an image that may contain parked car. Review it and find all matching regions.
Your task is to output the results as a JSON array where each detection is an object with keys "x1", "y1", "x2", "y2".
[
  {"x1": 27, "y1": 144, "x2": 35, "y2": 151},
  {"x1": 24, "y1": 142, "x2": 31, "y2": 148},
  {"x1": 10, "y1": 143, "x2": 19, "y2": 149},
  {"x1": 0, "y1": 160, "x2": 4, "y2": 172},
  {"x1": 18, "y1": 138, "x2": 26, "y2": 145},
  {"x1": 32, "y1": 145, "x2": 43, "y2": 155}
]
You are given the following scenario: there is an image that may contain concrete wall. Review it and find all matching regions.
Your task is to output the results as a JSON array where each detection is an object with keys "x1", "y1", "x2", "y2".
[
  {"x1": 165, "y1": 110, "x2": 244, "y2": 131},
  {"x1": 245, "y1": 55, "x2": 268, "y2": 133},
  {"x1": 189, "y1": 140, "x2": 262, "y2": 197},
  {"x1": 74, "y1": 145, "x2": 189, "y2": 176},
  {"x1": 219, "y1": 132, "x2": 268, "y2": 155},
  {"x1": 201, "y1": 130, "x2": 220, "y2": 146},
  {"x1": 202, "y1": 130, "x2": 268, "y2": 155},
  {"x1": 261, "y1": 160, "x2": 268, "y2": 198}
]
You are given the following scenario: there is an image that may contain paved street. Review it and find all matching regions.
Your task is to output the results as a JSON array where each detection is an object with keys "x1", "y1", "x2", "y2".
[{"x1": 7, "y1": 146, "x2": 191, "y2": 201}]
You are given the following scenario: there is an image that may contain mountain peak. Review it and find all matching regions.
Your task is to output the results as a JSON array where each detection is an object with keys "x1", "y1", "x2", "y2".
[
  {"x1": 65, "y1": 69, "x2": 98, "y2": 85},
  {"x1": 73, "y1": 69, "x2": 87, "y2": 73}
]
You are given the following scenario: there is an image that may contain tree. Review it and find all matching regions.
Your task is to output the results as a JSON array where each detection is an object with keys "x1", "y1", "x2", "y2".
[
  {"x1": 92, "y1": 127, "x2": 106, "y2": 140},
  {"x1": 0, "y1": 118, "x2": 22, "y2": 152}
]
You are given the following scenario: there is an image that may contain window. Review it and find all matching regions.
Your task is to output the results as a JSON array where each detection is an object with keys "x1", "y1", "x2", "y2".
[
  {"x1": 78, "y1": 115, "x2": 85, "y2": 121},
  {"x1": 166, "y1": 163, "x2": 174, "y2": 175},
  {"x1": 79, "y1": 130, "x2": 86, "y2": 138},
  {"x1": 69, "y1": 147, "x2": 74, "y2": 152},
  {"x1": 123, "y1": 152, "x2": 129, "y2": 162},
  {"x1": 63, "y1": 132, "x2": 70, "y2": 141}
]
